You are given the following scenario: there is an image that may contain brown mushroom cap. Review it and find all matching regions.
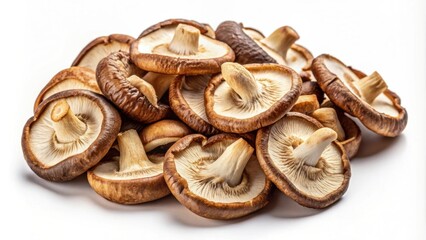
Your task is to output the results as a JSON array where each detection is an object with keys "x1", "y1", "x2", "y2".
[
  {"x1": 312, "y1": 54, "x2": 407, "y2": 137},
  {"x1": 164, "y1": 133, "x2": 273, "y2": 219},
  {"x1": 34, "y1": 67, "x2": 101, "y2": 112},
  {"x1": 130, "y1": 19, "x2": 235, "y2": 75},
  {"x1": 72, "y1": 34, "x2": 134, "y2": 71},
  {"x1": 256, "y1": 112, "x2": 351, "y2": 209},
  {"x1": 301, "y1": 81, "x2": 324, "y2": 104},
  {"x1": 169, "y1": 74, "x2": 221, "y2": 135},
  {"x1": 205, "y1": 62, "x2": 302, "y2": 133},
  {"x1": 87, "y1": 129, "x2": 169, "y2": 204},
  {"x1": 22, "y1": 90, "x2": 121, "y2": 182},
  {"x1": 96, "y1": 51, "x2": 171, "y2": 123}
]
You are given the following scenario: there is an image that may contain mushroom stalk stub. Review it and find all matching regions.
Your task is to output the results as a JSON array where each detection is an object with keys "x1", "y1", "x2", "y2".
[
  {"x1": 117, "y1": 129, "x2": 156, "y2": 172},
  {"x1": 355, "y1": 71, "x2": 388, "y2": 104},
  {"x1": 201, "y1": 138, "x2": 253, "y2": 187},
  {"x1": 260, "y1": 26, "x2": 300, "y2": 61},
  {"x1": 292, "y1": 128, "x2": 337, "y2": 167},
  {"x1": 51, "y1": 99, "x2": 87, "y2": 143},
  {"x1": 126, "y1": 75, "x2": 158, "y2": 107},
  {"x1": 221, "y1": 62, "x2": 262, "y2": 102},
  {"x1": 311, "y1": 108, "x2": 346, "y2": 141},
  {"x1": 168, "y1": 24, "x2": 200, "y2": 55}
]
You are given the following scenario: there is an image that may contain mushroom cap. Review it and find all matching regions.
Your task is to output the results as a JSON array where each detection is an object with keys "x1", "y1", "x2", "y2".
[
  {"x1": 312, "y1": 54, "x2": 407, "y2": 137},
  {"x1": 34, "y1": 67, "x2": 101, "y2": 112},
  {"x1": 301, "y1": 81, "x2": 324, "y2": 104},
  {"x1": 22, "y1": 90, "x2": 121, "y2": 182},
  {"x1": 130, "y1": 19, "x2": 235, "y2": 75},
  {"x1": 215, "y1": 21, "x2": 313, "y2": 77},
  {"x1": 336, "y1": 110, "x2": 362, "y2": 159},
  {"x1": 205, "y1": 63, "x2": 302, "y2": 133},
  {"x1": 256, "y1": 112, "x2": 351, "y2": 209},
  {"x1": 164, "y1": 134, "x2": 273, "y2": 219},
  {"x1": 72, "y1": 34, "x2": 135, "y2": 71},
  {"x1": 96, "y1": 51, "x2": 170, "y2": 123},
  {"x1": 169, "y1": 74, "x2": 220, "y2": 135}
]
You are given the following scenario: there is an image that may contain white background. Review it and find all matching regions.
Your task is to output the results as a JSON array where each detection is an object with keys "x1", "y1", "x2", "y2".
[{"x1": 2, "y1": 0, "x2": 425, "y2": 239}]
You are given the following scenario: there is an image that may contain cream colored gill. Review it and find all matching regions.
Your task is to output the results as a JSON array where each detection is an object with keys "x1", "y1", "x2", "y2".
[
  {"x1": 242, "y1": 28, "x2": 264, "y2": 41},
  {"x1": 286, "y1": 48, "x2": 308, "y2": 72},
  {"x1": 181, "y1": 75, "x2": 210, "y2": 122},
  {"x1": 92, "y1": 161, "x2": 162, "y2": 180},
  {"x1": 323, "y1": 59, "x2": 399, "y2": 117},
  {"x1": 268, "y1": 117, "x2": 344, "y2": 198},
  {"x1": 174, "y1": 140, "x2": 266, "y2": 203},
  {"x1": 137, "y1": 26, "x2": 228, "y2": 59},
  {"x1": 29, "y1": 96, "x2": 104, "y2": 167},
  {"x1": 43, "y1": 79, "x2": 100, "y2": 101},
  {"x1": 213, "y1": 70, "x2": 292, "y2": 119},
  {"x1": 77, "y1": 41, "x2": 130, "y2": 71}
]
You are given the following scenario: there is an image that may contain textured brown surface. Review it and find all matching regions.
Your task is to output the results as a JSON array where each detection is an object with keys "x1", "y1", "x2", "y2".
[
  {"x1": 71, "y1": 34, "x2": 135, "y2": 67},
  {"x1": 130, "y1": 19, "x2": 235, "y2": 75},
  {"x1": 34, "y1": 67, "x2": 100, "y2": 112},
  {"x1": 164, "y1": 133, "x2": 273, "y2": 220},
  {"x1": 301, "y1": 81, "x2": 324, "y2": 104},
  {"x1": 256, "y1": 112, "x2": 351, "y2": 209},
  {"x1": 87, "y1": 164, "x2": 170, "y2": 204},
  {"x1": 96, "y1": 51, "x2": 170, "y2": 123},
  {"x1": 336, "y1": 110, "x2": 362, "y2": 159},
  {"x1": 22, "y1": 90, "x2": 121, "y2": 182},
  {"x1": 216, "y1": 21, "x2": 277, "y2": 64},
  {"x1": 205, "y1": 63, "x2": 302, "y2": 133},
  {"x1": 312, "y1": 54, "x2": 408, "y2": 137},
  {"x1": 169, "y1": 75, "x2": 221, "y2": 136}
]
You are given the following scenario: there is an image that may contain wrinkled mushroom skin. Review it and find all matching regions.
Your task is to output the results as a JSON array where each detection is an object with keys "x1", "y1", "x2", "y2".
[
  {"x1": 256, "y1": 112, "x2": 351, "y2": 209},
  {"x1": 301, "y1": 81, "x2": 324, "y2": 104},
  {"x1": 96, "y1": 51, "x2": 171, "y2": 123},
  {"x1": 312, "y1": 54, "x2": 408, "y2": 137},
  {"x1": 22, "y1": 90, "x2": 121, "y2": 182},
  {"x1": 87, "y1": 168, "x2": 169, "y2": 204},
  {"x1": 72, "y1": 34, "x2": 135, "y2": 69},
  {"x1": 216, "y1": 21, "x2": 277, "y2": 64},
  {"x1": 164, "y1": 134, "x2": 273, "y2": 220},
  {"x1": 130, "y1": 19, "x2": 235, "y2": 75},
  {"x1": 205, "y1": 63, "x2": 302, "y2": 133},
  {"x1": 34, "y1": 67, "x2": 100, "y2": 112},
  {"x1": 337, "y1": 110, "x2": 362, "y2": 159},
  {"x1": 169, "y1": 75, "x2": 221, "y2": 136}
]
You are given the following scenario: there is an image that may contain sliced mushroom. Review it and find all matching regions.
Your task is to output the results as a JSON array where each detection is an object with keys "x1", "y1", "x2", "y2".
[
  {"x1": 130, "y1": 19, "x2": 235, "y2": 75},
  {"x1": 22, "y1": 90, "x2": 121, "y2": 182},
  {"x1": 164, "y1": 134, "x2": 273, "y2": 219},
  {"x1": 216, "y1": 21, "x2": 313, "y2": 78},
  {"x1": 256, "y1": 112, "x2": 350, "y2": 208},
  {"x1": 312, "y1": 54, "x2": 407, "y2": 137},
  {"x1": 72, "y1": 34, "x2": 134, "y2": 71},
  {"x1": 96, "y1": 51, "x2": 171, "y2": 123},
  {"x1": 140, "y1": 119, "x2": 191, "y2": 163},
  {"x1": 205, "y1": 62, "x2": 302, "y2": 133},
  {"x1": 34, "y1": 67, "x2": 101, "y2": 112},
  {"x1": 169, "y1": 74, "x2": 220, "y2": 135},
  {"x1": 87, "y1": 129, "x2": 169, "y2": 204}
]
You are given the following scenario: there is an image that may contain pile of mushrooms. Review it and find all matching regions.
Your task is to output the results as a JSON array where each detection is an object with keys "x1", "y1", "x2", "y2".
[{"x1": 22, "y1": 18, "x2": 408, "y2": 220}]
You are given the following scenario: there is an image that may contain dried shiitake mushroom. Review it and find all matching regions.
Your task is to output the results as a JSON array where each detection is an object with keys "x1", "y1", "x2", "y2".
[
  {"x1": 22, "y1": 90, "x2": 121, "y2": 182},
  {"x1": 72, "y1": 34, "x2": 134, "y2": 71},
  {"x1": 205, "y1": 62, "x2": 302, "y2": 133},
  {"x1": 34, "y1": 67, "x2": 101, "y2": 112},
  {"x1": 164, "y1": 134, "x2": 273, "y2": 219},
  {"x1": 96, "y1": 51, "x2": 171, "y2": 123},
  {"x1": 290, "y1": 94, "x2": 320, "y2": 114},
  {"x1": 130, "y1": 19, "x2": 235, "y2": 75},
  {"x1": 312, "y1": 54, "x2": 407, "y2": 137},
  {"x1": 88, "y1": 129, "x2": 170, "y2": 204},
  {"x1": 169, "y1": 74, "x2": 220, "y2": 135},
  {"x1": 256, "y1": 112, "x2": 350, "y2": 209}
]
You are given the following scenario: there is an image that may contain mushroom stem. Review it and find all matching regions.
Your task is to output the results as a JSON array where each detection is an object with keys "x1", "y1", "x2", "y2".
[
  {"x1": 260, "y1": 26, "x2": 299, "y2": 61},
  {"x1": 51, "y1": 99, "x2": 87, "y2": 143},
  {"x1": 221, "y1": 62, "x2": 262, "y2": 102},
  {"x1": 127, "y1": 75, "x2": 158, "y2": 107},
  {"x1": 117, "y1": 129, "x2": 155, "y2": 173},
  {"x1": 142, "y1": 72, "x2": 175, "y2": 99},
  {"x1": 168, "y1": 24, "x2": 200, "y2": 55},
  {"x1": 202, "y1": 138, "x2": 253, "y2": 187},
  {"x1": 293, "y1": 128, "x2": 337, "y2": 167},
  {"x1": 311, "y1": 108, "x2": 346, "y2": 141},
  {"x1": 356, "y1": 71, "x2": 388, "y2": 104}
]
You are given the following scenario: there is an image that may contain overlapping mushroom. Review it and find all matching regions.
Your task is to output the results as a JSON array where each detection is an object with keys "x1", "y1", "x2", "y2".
[{"x1": 22, "y1": 18, "x2": 407, "y2": 220}]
